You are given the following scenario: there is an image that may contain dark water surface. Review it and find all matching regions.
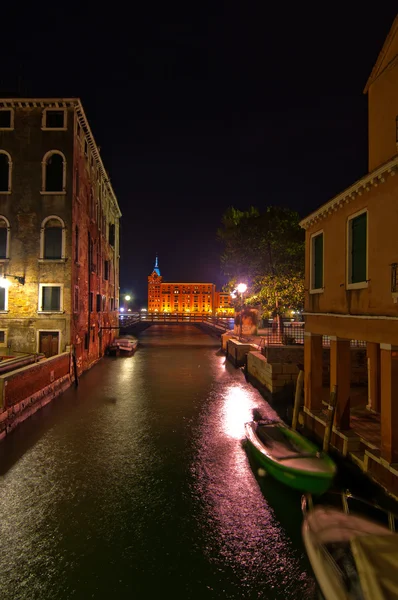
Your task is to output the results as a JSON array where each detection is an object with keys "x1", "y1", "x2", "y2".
[{"x1": 0, "y1": 325, "x2": 315, "y2": 599}]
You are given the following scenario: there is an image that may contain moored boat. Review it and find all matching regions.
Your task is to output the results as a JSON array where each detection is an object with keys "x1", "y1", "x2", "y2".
[
  {"x1": 107, "y1": 336, "x2": 138, "y2": 356},
  {"x1": 244, "y1": 419, "x2": 336, "y2": 494},
  {"x1": 301, "y1": 491, "x2": 398, "y2": 600}
]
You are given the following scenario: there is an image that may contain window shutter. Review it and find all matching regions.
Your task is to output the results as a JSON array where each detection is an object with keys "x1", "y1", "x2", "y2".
[
  {"x1": 313, "y1": 234, "x2": 323, "y2": 289},
  {"x1": 351, "y1": 213, "x2": 367, "y2": 283}
]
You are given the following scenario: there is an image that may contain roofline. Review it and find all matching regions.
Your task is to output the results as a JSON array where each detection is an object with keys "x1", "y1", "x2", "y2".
[
  {"x1": 300, "y1": 153, "x2": 398, "y2": 229},
  {"x1": 0, "y1": 98, "x2": 122, "y2": 219},
  {"x1": 153, "y1": 282, "x2": 216, "y2": 285},
  {"x1": 363, "y1": 15, "x2": 398, "y2": 94}
]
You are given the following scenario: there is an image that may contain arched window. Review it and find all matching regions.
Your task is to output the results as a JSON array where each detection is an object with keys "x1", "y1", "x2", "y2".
[
  {"x1": 40, "y1": 216, "x2": 65, "y2": 260},
  {"x1": 42, "y1": 151, "x2": 66, "y2": 193},
  {"x1": 0, "y1": 216, "x2": 10, "y2": 259},
  {"x1": 0, "y1": 151, "x2": 12, "y2": 193}
]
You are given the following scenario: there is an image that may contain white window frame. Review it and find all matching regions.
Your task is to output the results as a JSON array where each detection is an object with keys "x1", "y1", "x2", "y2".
[
  {"x1": 346, "y1": 208, "x2": 368, "y2": 290},
  {"x1": 0, "y1": 108, "x2": 14, "y2": 131},
  {"x1": 39, "y1": 215, "x2": 66, "y2": 261},
  {"x1": 310, "y1": 229, "x2": 324, "y2": 293},
  {"x1": 38, "y1": 283, "x2": 64, "y2": 313},
  {"x1": 41, "y1": 108, "x2": 67, "y2": 131},
  {"x1": 36, "y1": 329, "x2": 61, "y2": 355},
  {"x1": 0, "y1": 150, "x2": 12, "y2": 194},
  {"x1": 0, "y1": 215, "x2": 10, "y2": 260},
  {"x1": 41, "y1": 150, "x2": 66, "y2": 195}
]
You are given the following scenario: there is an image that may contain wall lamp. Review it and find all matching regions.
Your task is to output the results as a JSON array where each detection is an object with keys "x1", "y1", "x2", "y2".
[{"x1": 0, "y1": 274, "x2": 25, "y2": 288}]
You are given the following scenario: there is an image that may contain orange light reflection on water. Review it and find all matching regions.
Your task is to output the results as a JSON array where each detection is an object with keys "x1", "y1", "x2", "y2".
[{"x1": 221, "y1": 385, "x2": 255, "y2": 439}]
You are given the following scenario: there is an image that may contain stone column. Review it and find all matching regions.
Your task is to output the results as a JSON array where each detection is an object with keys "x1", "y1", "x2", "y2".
[
  {"x1": 380, "y1": 344, "x2": 398, "y2": 463},
  {"x1": 304, "y1": 332, "x2": 323, "y2": 412},
  {"x1": 330, "y1": 337, "x2": 351, "y2": 430},
  {"x1": 366, "y1": 342, "x2": 380, "y2": 413}
]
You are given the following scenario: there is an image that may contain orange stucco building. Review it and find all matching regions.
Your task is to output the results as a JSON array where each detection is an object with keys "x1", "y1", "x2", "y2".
[
  {"x1": 300, "y1": 16, "x2": 398, "y2": 493},
  {"x1": 147, "y1": 257, "x2": 233, "y2": 315}
]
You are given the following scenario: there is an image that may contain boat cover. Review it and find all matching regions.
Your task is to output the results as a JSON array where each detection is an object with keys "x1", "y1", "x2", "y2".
[{"x1": 351, "y1": 534, "x2": 398, "y2": 600}]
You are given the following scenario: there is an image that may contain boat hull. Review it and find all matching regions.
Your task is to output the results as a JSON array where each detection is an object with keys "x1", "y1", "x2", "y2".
[{"x1": 245, "y1": 422, "x2": 335, "y2": 495}]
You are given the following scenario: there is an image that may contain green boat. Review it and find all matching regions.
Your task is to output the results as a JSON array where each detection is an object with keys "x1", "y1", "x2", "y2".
[{"x1": 245, "y1": 419, "x2": 336, "y2": 495}]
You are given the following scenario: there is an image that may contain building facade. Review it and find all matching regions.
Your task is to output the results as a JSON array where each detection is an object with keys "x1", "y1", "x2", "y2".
[
  {"x1": 300, "y1": 16, "x2": 398, "y2": 493},
  {"x1": 147, "y1": 257, "x2": 233, "y2": 315},
  {"x1": 0, "y1": 98, "x2": 121, "y2": 373}
]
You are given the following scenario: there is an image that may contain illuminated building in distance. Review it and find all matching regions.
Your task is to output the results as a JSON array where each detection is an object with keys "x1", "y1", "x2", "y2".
[{"x1": 147, "y1": 257, "x2": 233, "y2": 315}]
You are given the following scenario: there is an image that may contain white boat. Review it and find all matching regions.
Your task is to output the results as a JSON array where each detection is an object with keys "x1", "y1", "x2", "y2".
[
  {"x1": 301, "y1": 491, "x2": 398, "y2": 600},
  {"x1": 108, "y1": 336, "x2": 138, "y2": 356}
]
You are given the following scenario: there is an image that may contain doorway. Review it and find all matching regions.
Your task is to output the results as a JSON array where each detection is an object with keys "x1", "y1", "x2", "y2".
[{"x1": 39, "y1": 331, "x2": 59, "y2": 358}]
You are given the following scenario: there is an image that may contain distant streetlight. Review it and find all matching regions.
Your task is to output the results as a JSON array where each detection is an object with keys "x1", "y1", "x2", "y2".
[
  {"x1": 237, "y1": 283, "x2": 247, "y2": 340},
  {"x1": 125, "y1": 295, "x2": 131, "y2": 301}
]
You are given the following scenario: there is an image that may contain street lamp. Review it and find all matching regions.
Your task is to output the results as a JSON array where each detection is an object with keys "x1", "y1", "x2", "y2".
[{"x1": 237, "y1": 283, "x2": 247, "y2": 340}]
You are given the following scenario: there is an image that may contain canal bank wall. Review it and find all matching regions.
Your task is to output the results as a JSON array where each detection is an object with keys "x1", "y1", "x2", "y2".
[
  {"x1": 0, "y1": 352, "x2": 73, "y2": 441},
  {"x1": 221, "y1": 336, "x2": 398, "y2": 500}
]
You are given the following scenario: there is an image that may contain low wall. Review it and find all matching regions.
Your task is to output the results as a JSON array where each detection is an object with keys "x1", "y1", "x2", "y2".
[
  {"x1": 226, "y1": 339, "x2": 258, "y2": 367},
  {"x1": 0, "y1": 352, "x2": 72, "y2": 440},
  {"x1": 247, "y1": 351, "x2": 299, "y2": 394}
]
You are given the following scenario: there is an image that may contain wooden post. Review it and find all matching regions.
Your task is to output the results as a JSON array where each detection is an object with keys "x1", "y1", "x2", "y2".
[
  {"x1": 292, "y1": 367, "x2": 304, "y2": 430},
  {"x1": 323, "y1": 385, "x2": 338, "y2": 452},
  {"x1": 72, "y1": 346, "x2": 79, "y2": 388}
]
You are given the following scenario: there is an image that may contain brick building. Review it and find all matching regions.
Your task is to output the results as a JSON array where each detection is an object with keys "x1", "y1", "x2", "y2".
[
  {"x1": 0, "y1": 98, "x2": 121, "y2": 373},
  {"x1": 147, "y1": 257, "x2": 233, "y2": 315}
]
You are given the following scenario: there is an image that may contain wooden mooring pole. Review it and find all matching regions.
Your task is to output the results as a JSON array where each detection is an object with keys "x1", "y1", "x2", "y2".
[
  {"x1": 292, "y1": 365, "x2": 304, "y2": 430},
  {"x1": 323, "y1": 385, "x2": 338, "y2": 452}
]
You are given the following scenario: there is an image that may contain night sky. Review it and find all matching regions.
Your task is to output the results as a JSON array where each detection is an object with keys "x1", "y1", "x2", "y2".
[{"x1": 2, "y1": 5, "x2": 397, "y2": 306}]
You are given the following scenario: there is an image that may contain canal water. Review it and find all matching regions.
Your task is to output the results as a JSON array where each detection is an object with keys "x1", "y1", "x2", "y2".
[{"x1": 0, "y1": 325, "x2": 316, "y2": 599}]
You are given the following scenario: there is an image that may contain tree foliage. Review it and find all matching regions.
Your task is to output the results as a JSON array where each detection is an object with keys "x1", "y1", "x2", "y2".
[{"x1": 217, "y1": 206, "x2": 305, "y2": 317}]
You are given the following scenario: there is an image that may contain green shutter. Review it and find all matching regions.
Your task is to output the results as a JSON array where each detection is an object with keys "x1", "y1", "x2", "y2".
[
  {"x1": 351, "y1": 213, "x2": 367, "y2": 284},
  {"x1": 313, "y1": 233, "x2": 323, "y2": 289}
]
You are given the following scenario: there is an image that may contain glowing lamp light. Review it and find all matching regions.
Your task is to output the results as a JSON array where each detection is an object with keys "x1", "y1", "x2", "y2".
[
  {"x1": 237, "y1": 283, "x2": 247, "y2": 294},
  {"x1": 125, "y1": 295, "x2": 131, "y2": 301},
  {"x1": 120, "y1": 307, "x2": 125, "y2": 313}
]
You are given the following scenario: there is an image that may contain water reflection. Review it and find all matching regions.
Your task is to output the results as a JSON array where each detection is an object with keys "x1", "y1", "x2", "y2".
[
  {"x1": 0, "y1": 326, "x2": 314, "y2": 599},
  {"x1": 192, "y1": 359, "x2": 315, "y2": 599}
]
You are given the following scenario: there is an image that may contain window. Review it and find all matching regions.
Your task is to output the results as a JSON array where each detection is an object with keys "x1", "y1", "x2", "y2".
[
  {"x1": 42, "y1": 151, "x2": 66, "y2": 193},
  {"x1": 0, "y1": 151, "x2": 11, "y2": 193},
  {"x1": 102, "y1": 296, "x2": 106, "y2": 312},
  {"x1": 104, "y1": 260, "x2": 109, "y2": 280},
  {"x1": 74, "y1": 286, "x2": 79, "y2": 313},
  {"x1": 89, "y1": 292, "x2": 94, "y2": 312},
  {"x1": 348, "y1": 210, "x2": 367, "y2": 287},
  {"x1": 41, "y1": 216, "x2": 65, "y2": 260},
  {"x1": 42, "y1": 108, "x2": 67, "y2": 130},
  {"x1": 75, "y1": 226, "x2": 79, "y2": 263},
  {"x1": 0, "y1": 217, "x2": 9, "y2": 259},
  {"x1": 310, "y1": 231, "x2": 324, "y2": 292},
  {"x1": 75, "y1": 169, "x2": 80, "y2": 198},
  {"x1": 0, "y1": 287, "x2": 7, "y2": 311},
  {"x1": 0, "y1": 109, "x2": 13, "y2": 130},
  {"x1": 109, "y1": 223, "x2": 115, "y2": 247},
  {"x1": 39, "y1": 285, "x2": 62, "y2": 312},
  {"x1": 0, "y1": 330, "x2": 7, "y2": 345},
  {"x1": 96, "y1": 294, "x2": 102, "y2": 312}
]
